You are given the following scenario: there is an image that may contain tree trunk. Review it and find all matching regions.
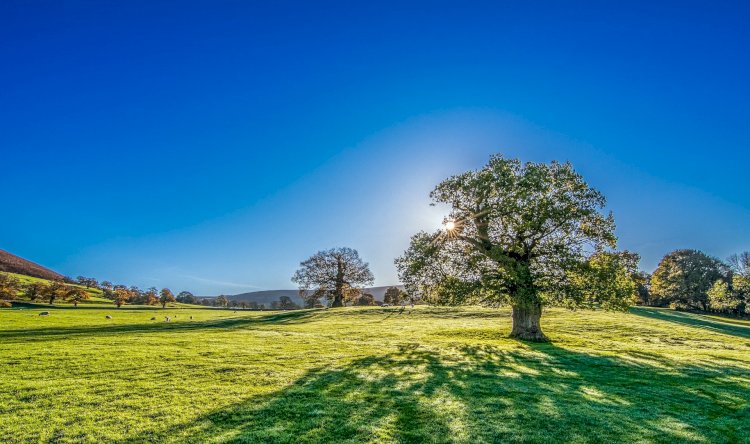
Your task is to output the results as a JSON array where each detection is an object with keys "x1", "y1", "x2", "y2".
[
  {"x1": 331, "y1": 295, "x2": 344, "y2": 308},
  {"x1": 510, "y1": 303, "x2": 548, "y2": 342}
]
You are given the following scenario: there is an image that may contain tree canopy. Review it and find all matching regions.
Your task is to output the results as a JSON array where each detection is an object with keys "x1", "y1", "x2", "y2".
[
  {"x1": 650, "y1": 249, "x2": 726, "y2": 310},
  {"x1": 292, "y1": 247, "x2": 374, "y2": 308},
  {"x1": 396, "y1": 155, "x2": 637, "y2": 341},
  {"x1": 159, "y1": 288, "x2": 176, "y2": 308}
]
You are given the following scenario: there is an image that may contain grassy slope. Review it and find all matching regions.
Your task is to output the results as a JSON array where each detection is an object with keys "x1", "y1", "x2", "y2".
[
  {"x1": 3, "y1": 272, "x2": 200, "y2": 308},
  {"x1": 0, "y1": 306, "x2": 748, "y2": 443},
  {"x1": 2, "y1": 272, "x2": 111, "y2": 304}
]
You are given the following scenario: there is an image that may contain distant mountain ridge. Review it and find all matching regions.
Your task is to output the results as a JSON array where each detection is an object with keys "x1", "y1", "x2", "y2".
[
  {"x1": 0, "y1": 249, "x2": 64, "y2": 281},
  {"x1": 225, "y1": 285, "x2": 405, "y2": 306}
]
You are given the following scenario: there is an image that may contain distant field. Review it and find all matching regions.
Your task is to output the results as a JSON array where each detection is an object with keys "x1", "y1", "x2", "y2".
[{"x1": 1, "y1": 306, "x2": 748, "y2": 443}]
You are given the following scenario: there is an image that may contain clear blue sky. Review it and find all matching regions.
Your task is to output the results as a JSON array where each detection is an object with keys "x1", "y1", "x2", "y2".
[{"x1": 2, "y1": 1, "x2": 748, "y2": 294}]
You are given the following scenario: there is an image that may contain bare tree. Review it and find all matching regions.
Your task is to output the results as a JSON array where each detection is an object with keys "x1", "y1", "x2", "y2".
[{"x1": 292, "y1": 247, "x2": 374, "y2": 308}]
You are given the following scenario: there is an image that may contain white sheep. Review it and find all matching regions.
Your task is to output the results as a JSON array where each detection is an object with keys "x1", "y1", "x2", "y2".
[{"x1": 106, "y1": 315, "x2": 112, "y2": 319}]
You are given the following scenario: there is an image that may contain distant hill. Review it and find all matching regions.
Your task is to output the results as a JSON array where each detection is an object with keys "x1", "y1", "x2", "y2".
[
  {"x1": 0, "y1": 249, "x2": 64, "y2": 281},
  {"x1": 226, "y1": 285, "x2": 405, "y2": 306}
]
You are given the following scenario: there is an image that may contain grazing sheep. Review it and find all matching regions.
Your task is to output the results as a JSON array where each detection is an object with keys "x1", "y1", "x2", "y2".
[
  {"x1": 150, "y1": 317, "x2": 157, "y2": 321},
  {"x1": 39, "y1": 311, "x2": 49, "y2": 316},
  {"x1": 189, "y1": 316, "x2": 193, "y2": 320},
  {"x1": 106, "y1": 315, "x2": 112, "y2": 319},
  {"x1": 165, "y1": 316, "x2": 171, "y2": 322}
]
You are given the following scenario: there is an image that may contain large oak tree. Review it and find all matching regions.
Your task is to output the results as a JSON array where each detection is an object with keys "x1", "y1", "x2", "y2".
[
  {"x1": 292, "y1": 247, "x2": 374, "y2": 308},
  {"x1": 396, "y1": 155, "x2": 637, "y2": 341}
]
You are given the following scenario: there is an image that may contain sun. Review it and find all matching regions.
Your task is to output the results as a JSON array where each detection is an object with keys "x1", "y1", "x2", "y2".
[{"x1": 445, "y1": 220, "x2": 456, "y2": 231}]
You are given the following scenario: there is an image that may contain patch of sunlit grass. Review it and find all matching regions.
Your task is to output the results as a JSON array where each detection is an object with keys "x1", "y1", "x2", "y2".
[{"x1": 0, "y1": 305, "x2": 748, "y2": 442}]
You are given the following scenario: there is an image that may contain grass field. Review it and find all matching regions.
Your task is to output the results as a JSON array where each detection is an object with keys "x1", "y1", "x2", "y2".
[{"x1": 1, "y1": 306, "x2": 749, "y2": 443}]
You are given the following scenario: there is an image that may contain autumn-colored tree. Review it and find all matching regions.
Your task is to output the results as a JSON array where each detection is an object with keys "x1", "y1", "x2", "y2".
[
  {"x1": 24, "y1": 281, "x2": 47, "y2": 302},
  {"x1": 159, "y1": 288, "x2": 176, "y2": 308},
  {"x1": 144, "y1": 287, "x2": 159, "y2": 306},
  {"x1": 43, "y1": 281, "x2": 68, "y2": 305},
  {"x1": 76, "y1": 276, "x2": 99, "y2": 288},
  {"x1": 0, "y1": 274, "x2": 21, "y2": 306},
  {"x1": 292, "y1": 247, "x2": 374, "y2": 308},
  {"x1": 396, "y1": 155, "x2": 635, "y2": 341},
  {"x1": 66, "y1": 286, "x2": 91, "y2": 307},
  {"x1": 112, "y1": 287, "x2": 131, "y2": 308}
]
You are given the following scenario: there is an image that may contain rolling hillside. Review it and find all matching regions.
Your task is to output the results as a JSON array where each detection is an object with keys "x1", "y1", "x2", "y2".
[{"x1": 0, "y1": 249, "x2": 64, "y2": 281}]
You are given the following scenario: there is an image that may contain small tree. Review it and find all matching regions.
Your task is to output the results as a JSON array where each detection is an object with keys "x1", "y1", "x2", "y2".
[
  {"x1": 128, "y1": 286, "x2": 145, "y2": 304},
  {"x1": 292, "y1": 247, "x2": 374, "y2": 308},
  {"x1": 383, "y1": 287, "x2": 404, "y2": 305},
  {"x1": 144, "y1": 287, "x2": 159, "y2": 306},
  {"x1": 707, "y1": 280, "x2": 741, "y2": 314},
  {"x1": 632, "y1": 271, "x2": 651, "y2": 305},
  {"x1": 100, "y1": 281, "x2": 113, "y2": 290},
  {"x1": 239, "y1": 301, "x2": 248, "y2": 310},
  {"x1": 44, "y1": 281, "x2": 68, "y2": 305},
  {"x1": 0, "y1": 274, "x2": 21, "y2": 306},
  {"x1": 76, "y1": 276, "x2": 99, "y2": 288},
  {"x1": 728, "y1": 252, "x2": 750, "y2": 313},
  {"x1": 216, "y1": 295, "x2": 229, "y2": 308},
  {"x1": 278, "y1": 296, "x2": 299, "y2": 310},
  {"x1": 159, "y1": 288, "x2": 176, "y2": 308},
  {"x1": 24, "y1": 281, "x2": 47, "y2": 302},
  {"x1": 66, "y1": 287, "x2": 91, "y2": 307},
  {"x1": 112, "y1": 287, "x2": 131, "y2": 308},
  {"x1": 176, "y1": 291, "x2": 197, "y2": 304}
]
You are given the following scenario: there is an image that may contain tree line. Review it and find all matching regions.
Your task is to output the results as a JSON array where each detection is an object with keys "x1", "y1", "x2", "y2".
[{"x1": 637, "y1": 249, "x2": 749, "y2": 315}]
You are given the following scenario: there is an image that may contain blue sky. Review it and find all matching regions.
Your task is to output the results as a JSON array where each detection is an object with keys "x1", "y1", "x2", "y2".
[{"x1": 2, "y1": 1, "x2": 748, "y2": 294}]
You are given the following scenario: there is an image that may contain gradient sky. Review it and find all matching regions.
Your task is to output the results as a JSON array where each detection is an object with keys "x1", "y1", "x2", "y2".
[{"x1": 2, "y1": 1, "x2": 749, "y2": 295}]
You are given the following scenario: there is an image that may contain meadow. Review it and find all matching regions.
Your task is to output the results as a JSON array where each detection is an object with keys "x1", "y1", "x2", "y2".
[{"x1": 1, "y1": 306, "x2": 749, "y2": 443}]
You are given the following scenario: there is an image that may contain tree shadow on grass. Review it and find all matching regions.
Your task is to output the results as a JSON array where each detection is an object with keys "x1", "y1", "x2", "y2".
[
  {"x1": 631, "y1": 307, "x2": 750, "y2": 339},
  {"x1": 119, "y1": 342, "x2": 750, "y2": 443},
  {"x1": 0, "y1": 310, "x2": 321, "y2": 343}
]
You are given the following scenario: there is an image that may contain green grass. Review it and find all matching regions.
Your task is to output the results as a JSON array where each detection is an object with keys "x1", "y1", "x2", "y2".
[{"x1": 1, "y1": 306, "x2": 748, "y2": 443}]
